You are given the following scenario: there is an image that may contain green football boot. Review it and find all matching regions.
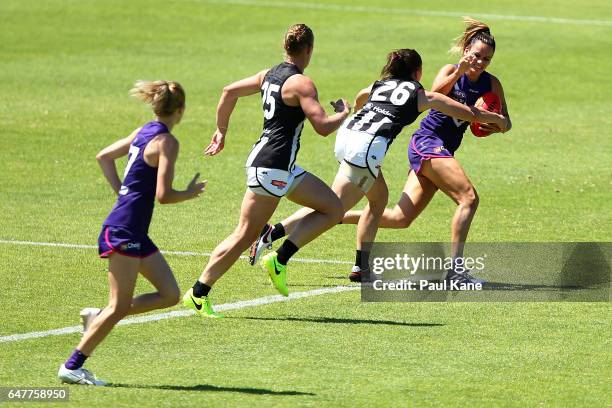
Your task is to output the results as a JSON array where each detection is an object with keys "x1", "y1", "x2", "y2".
[
  {"x1": 182, "y1": 288, "x2": 224, "y2": 318},
  {"x1": 260, "y1": 252, "x2": 289, "y2": 297}
]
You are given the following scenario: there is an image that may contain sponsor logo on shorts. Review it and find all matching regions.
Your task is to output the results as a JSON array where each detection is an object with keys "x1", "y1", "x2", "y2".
[
  {"x1": 120, "y1": 242, "x2": 141, "y2": 251},
  {"x1": 271, "y1": 180, "x2": 287, "y2": 189},
  {"x1": 433, "y1": 146, "x2": 446, "y2": 154}
]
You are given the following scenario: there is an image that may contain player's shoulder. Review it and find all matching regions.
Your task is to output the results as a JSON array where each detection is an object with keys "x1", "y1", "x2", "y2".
[
  {"x1": 285, "y1": 73, "x2": 315, "y2": 94},
  {"x1": 486, "y1": 72, "x2": 504, "y2": 92},
  {"x1": 156, "y1": 132, "x2": 179, "y2": 152}
]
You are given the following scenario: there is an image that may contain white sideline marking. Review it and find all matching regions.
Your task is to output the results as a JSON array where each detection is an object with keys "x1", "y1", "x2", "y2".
[
  {"x1": 0, "y1": 285, "x2": 360, "y2": 344},
  {"x1": 0, "y1": 239, "x2": 352, "y2": 265},
  {"x1": 201, "y1": 0, "x2": 612, "y2": 27}
]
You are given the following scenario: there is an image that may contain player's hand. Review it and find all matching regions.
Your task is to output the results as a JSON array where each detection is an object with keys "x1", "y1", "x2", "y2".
[
  {"x1": 331, "y1": 99, "x2": 351, "y2": 115},
  {"x1": 186, "y1": 172, "x2": 207, "y2": 199},
  {"x1": 477, "y1": 123, "x2": 502, "y2": 134},
  {"x1": 458, "y1": 52, "x2": 476, "y2": 74},
  {"x1": 204, "y1": 130, "x2": 225, "y2": 156}
]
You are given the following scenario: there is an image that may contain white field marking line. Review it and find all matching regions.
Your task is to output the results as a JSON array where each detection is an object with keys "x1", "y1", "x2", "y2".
[
  {"x1": 201, "y1": 0, "x2": 612, "y2": 27},
  {"x1": 0, "y1": 285, "x2": 360, "y2": 344},
  {"x1": 0, "y1": 239, "x2": 352, "y2": 265}
]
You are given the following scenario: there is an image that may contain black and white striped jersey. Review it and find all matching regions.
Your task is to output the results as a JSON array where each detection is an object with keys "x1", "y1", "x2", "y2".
[
  {"x1": 345, "y1": 78, "x2": 423, "y2": 144},
  {"x1": 245, "y1": 62, "x2": 306, "y2": 172}
]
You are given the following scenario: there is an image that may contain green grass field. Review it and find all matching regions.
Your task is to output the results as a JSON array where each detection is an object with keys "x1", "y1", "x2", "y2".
[{"x1": 1, "y1": 0, "x2": 611, "y2": 406}]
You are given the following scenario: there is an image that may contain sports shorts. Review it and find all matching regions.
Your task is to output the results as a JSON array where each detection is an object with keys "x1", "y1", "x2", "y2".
[
  {"x1": 408, "y1": 133, "x2": 454, "y2": 174},
  {"x1": 334, "y1": 127, "x2": 388, "y2": 192},
  {"x1": 98, "y1": 225, "x2": 158, "y2": 259},
  {"x1": 246, "y1": 165, "x2": 307, "y2": 197}
]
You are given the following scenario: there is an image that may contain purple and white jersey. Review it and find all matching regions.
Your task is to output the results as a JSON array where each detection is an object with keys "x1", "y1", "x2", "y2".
[
  {"x1": 103, "y1": 121, "x2": 167, "y2": 234},
  {"x1": 414, "y1": 67, "x2": 492, "y2": 153}
]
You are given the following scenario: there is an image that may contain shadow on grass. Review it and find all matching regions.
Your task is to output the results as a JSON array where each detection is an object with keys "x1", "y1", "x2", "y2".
[
  {"x1": 109, "y1": 383, "x2": 314, "y2": 396},
  {"x1": 231, "y1": 316, "x2": 443, "y2": 327}
]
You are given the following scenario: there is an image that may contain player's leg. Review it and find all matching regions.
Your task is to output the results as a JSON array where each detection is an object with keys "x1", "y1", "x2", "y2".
[
  {"x1": 185, "y1": 191, "x2": 280, "y2": 311},
  {"x1": 343, "y1": 170, "x2": 437, "y2": 228},
  {"x1": 129, "y1": 251, "x2": 180, "y2": 315},
  {"x1": 260, "y1": 173, "x2": 343, "y2": 296},
  {"x1": 250, "y1": 166, "x2": 365, "y2": 265},
  {"x1": 59, "y1": 253, "x2": 139, "y2": 385},
  {"x1": 349, "y1": 170, "x2": 389, "y2": 281},
  {"x1": 284, "y1": 172, "x2": 344, "y2": 247},
  {"x1": 419, "y1": 157, "x2": 479, "y2": 276}
]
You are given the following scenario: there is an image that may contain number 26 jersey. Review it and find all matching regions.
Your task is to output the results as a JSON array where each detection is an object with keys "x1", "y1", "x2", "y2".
[{"x1": 345, "y1": 78, "x2": 423, "y2": 145}]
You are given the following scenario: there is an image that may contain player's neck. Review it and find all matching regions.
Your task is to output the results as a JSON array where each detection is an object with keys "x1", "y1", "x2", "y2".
[
  {"x1": 155, "y1": 116, "x2": 176, "y2": 131},
  {"x1": 284, "y1": 55, "x2": 307, "y2": 73}
]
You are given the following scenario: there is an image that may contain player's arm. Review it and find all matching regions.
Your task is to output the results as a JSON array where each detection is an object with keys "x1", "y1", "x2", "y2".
[
  {"x1": 431, "y1": 58, "x2": 474, "y2": 95},
  {"x1": 96, "y1": 127, "x2": 140, "y2": 195},
  {"x1": 479, "y1": 76, "x2": 512, "y2": 134},
  {"x1": 204, "y1": 69, "x2": 268, "y2": 156},
  {"x1": 353, "y1": 84, "x2": 373, "y2": 111},
  {"x1": 419, "y1": 90, "x2": 508, "y2": 128},
  {"x1": 293, "y1": 76, "x2": 351, "y2": 136},
  {"x1": 156, "y1": 134, "x2": 206, "y2": 204}
]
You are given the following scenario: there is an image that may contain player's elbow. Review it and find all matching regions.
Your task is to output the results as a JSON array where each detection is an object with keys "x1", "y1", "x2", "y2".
[
  {"x1": 313, "y1": 123, "x2": 333, "y2": 137},
  {"x1": 222, "y1": 85, "x2": 240, "y2": 100},
  {"x1": 96, "y1": 151, "x2": 109, "y2": 162},
  {"x1": 156, "y1": 191, "x2": 172, "y2": 205}
]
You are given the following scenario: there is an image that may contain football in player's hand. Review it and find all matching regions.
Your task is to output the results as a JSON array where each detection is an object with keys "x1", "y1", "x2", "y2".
[{"x1": 471, "y1": 92, "x2": 502, "y2": 137}]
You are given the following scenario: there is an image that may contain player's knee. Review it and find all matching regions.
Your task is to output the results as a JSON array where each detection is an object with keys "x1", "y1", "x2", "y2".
[
  {"x1": 459, "y1": 188, "x2": 479, "y2": 211},
  {"x1": 162, "y1": 286, "x2": 181, "y2": 307},
  {"x1": 108, "y1": 302, "x2": 130, "y2": 319},
  {"x1": 391, "y1": 211, "x2": 413, "y2": 229},
  {"x1": 233, "y1": 224, "x2": 260, "y2": 246},
  {"x1": 328, "y1": 198, "x2": 344, "y2": 224},
  {"x1": 368, "y1": 194, "x2": 389, "y2": 216}
]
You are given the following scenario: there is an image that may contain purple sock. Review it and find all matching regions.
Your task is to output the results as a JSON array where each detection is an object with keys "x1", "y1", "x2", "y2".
[{"x1": 65, "y1": 349, "x2": 88, "y2": 370}]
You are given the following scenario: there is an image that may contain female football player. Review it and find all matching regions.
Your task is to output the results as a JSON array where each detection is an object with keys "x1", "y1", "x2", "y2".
[
  {"x1": 58, "y1": 80, "x2": 206, "y2": 385},
  {"x1": 249, "y1": 48, "x2": 507, "y2": 282},
  {"x1": 343, "y1": 18, "x2": 512, "y2": 282},
  {"x1": 183, "y1": 23, "x2": 350, "y2": 310}
]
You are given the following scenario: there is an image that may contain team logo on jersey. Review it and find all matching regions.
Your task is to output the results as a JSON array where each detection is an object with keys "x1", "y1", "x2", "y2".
[{"x1": 271, "y1": 180, "x2": 287, "y2": 189}]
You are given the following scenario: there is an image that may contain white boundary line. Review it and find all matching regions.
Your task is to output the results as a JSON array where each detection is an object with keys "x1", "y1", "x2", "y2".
[
  {"x1": 0, "y1": 285, "x2": 360, "y2": 344},
  {"x1": 0, "y1": 239, "x2": 352, "y2": 265},
  {"x1": 201, "y1": 0, "x2": 612, "y2": 27}
]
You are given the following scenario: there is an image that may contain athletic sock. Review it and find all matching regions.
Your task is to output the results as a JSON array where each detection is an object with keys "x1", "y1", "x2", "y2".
[
  {"x1": 65, "y1": 349, "x2": 88, "y2": 370},
  {"x1": 276, "y1": 239, "x2": 299, "y2": 265},
  {"x1": 192, "y1": 281, "x2": 212, "y2": 298},
  {"x1": 270, "y1": 223, "x2": 286, "y2": 242},
  {"x1": 356, "y1": 249, "x2": 370, "y2": 271}
]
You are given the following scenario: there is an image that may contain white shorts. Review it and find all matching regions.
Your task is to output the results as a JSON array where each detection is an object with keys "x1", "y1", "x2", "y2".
[
  {"x1": 246, "y1": 166, "x2": 306, "y2": 197},
  {"x1": 334, "y1": 127, "x2": 388, "y2": 192}
]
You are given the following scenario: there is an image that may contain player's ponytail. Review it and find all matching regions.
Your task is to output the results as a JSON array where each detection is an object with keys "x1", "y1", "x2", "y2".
[
  {"x1": 450, "y1": 17, "x2": 496, "y2": 54},
  {"x1": 130, "y1": 80, "x2": 185, "y2": 117},
  {"x1": 380, "y1": 49, "x2": 422, "y2": 81},
  {"x1": 284, "y1": 23, "x2": 314, "y2": 56}
]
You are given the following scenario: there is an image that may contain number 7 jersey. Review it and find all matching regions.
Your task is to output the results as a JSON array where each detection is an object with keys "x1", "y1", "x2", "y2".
[
  {"x1": 103, "y1": 121, "x2": 166, "y2": 234},
  {"x1": 245, "y1": 62, "x2": 306, "y2": 172},
  {"x1": 346, "y1": 78, "x2": 423, "y2": 144}
]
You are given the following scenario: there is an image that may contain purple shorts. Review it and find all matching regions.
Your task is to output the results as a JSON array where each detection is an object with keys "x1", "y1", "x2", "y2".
[
  {"x1": 98, "y1": 225, "x2": 158, "y2": 259},
  {"x1": 408, "y1": 134, "x2": 454, "y2": 174}
]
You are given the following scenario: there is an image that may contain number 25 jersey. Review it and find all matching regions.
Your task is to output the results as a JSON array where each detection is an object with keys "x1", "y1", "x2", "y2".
[{"x1": 245, "y1": 62, "x2": 306, "y2": 172}]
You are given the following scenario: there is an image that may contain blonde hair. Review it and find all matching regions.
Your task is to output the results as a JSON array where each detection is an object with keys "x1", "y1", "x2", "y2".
[
  {"x1": 129, "y1": 80, "x2": 185, "y2": 116},
  {"x1": 450, "y1": 17, "x2": 495, "y2": 54},
  {"x1": 284, "y1": 23, "x2": 314, "y2": 55}
]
